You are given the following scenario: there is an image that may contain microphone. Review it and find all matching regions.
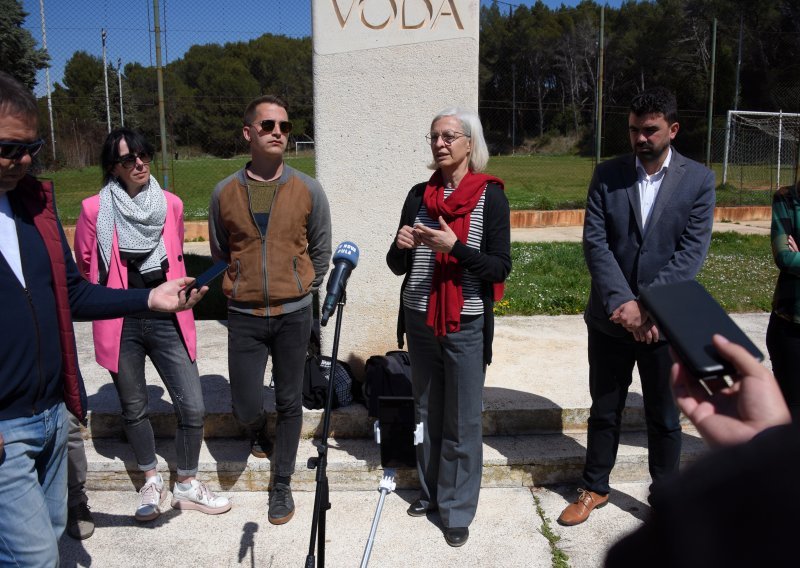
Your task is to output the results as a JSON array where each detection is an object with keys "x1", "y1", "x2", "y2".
[{"x1": 320, "y1": 242, "x2": 359, "y2": 326}]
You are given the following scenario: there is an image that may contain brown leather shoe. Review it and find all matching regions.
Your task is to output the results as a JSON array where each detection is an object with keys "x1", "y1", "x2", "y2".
[{"x1": 557, "y1": 489, "x2": 609, "y2": 526}]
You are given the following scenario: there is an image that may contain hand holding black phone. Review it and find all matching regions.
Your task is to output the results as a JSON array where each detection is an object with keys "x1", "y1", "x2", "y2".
[
  {"x1": 639, "y1": 280, "x2": 763, "y2": 379},
  {"x1": 182, "y1": 260, "x2": 229, "y2": 296}
]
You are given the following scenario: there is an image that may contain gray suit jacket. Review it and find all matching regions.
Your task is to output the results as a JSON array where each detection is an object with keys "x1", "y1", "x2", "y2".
[{"x1": 583, "y1": 149, "x2": 715, "y2": 337}]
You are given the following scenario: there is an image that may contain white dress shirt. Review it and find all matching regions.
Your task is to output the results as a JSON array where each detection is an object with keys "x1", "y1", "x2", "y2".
[
  {"x1": 0, "y1": 193, "x2": 25, "y2": 286},
  {"x1": 635, "y1": 147, "x2": 672, "y2": 229}
]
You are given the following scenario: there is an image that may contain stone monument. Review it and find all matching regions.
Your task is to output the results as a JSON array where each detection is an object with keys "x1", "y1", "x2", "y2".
[{"x1": 312, "y1": 0, "x2": 480, "y2": 366}]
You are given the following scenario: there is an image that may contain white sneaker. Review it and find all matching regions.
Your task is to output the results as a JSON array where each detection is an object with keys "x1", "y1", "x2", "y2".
[
  {"x1": 135, "y1": 474, "x2": 169, "y2": 522},
  {"x1": 171, "y1": 479, "x2": 232, "y2": 515}
]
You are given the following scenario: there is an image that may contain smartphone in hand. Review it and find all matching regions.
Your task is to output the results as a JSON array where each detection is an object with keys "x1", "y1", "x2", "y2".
[
  {"x1": 639, "y1": 280, "x2": 763, "y2": 378},
  {"x1": 182, "y1": 260, "x2": 228, "y2": 296}
]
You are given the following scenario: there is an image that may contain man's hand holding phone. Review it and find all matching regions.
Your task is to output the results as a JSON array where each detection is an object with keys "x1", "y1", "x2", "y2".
[
  {"x1": 180, "y1": 260, "x2": 229, "y2": 297},
  {"x1": 671, "y1": 334, "x2": 791, "y2": 448}
]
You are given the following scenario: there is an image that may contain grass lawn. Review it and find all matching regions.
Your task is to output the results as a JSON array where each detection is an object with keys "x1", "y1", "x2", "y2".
[
  {"x1": 42, "y1": 154, "x2": 772, "y2": 224},
  {"x1": 495, "y1": 232, "x2": 775, "y2": 317},
  {"x1": 188, "y1": 232, "x2": 776, "y2": 320},
  {"x1": 486, "y1": 155, "x2": 596, "y2": 210}
]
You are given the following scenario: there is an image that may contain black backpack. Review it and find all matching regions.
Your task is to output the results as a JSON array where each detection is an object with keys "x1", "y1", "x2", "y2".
[
  {"x1": 363, "y1": 350, "x2": 413, "y2": 417},
  {"x1": 302, "y1": 330, "x2": 327, "y2": 410},
  {"x1": 302, "y1": 329, "x2": 354, "y2": 410}
]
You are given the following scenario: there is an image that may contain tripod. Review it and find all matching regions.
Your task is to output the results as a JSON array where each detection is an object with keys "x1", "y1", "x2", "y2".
[{"x1": 304, "y1": 292, "x2": 346, "y2": 568}]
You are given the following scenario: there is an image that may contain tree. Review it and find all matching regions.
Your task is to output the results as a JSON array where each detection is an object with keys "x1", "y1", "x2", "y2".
[
  {"x1": 0, "y1": 0, "x2": 49, "y2": 90},
  {"x1": 49, "y1": 51, "x2": 109, "y2": 167}
]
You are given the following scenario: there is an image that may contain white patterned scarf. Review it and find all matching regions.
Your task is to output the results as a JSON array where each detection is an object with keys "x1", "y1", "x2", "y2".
[{"x1": 96, "y1": 174, "x2": 168, "y2": 285}]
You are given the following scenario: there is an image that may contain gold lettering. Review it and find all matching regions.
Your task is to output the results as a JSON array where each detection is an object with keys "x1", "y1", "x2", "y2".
[
  {"x1": 360, "y1": 0, "x2": 398, "y2": 30},
  {"x1": 401, "y1": 0, "x2": 432, "y2": 30},
  {"x1": 332, "y1": 0, "x2": 358, "y2": 28},
  {"x1": 431, "y1": 0, "x2": 463, "y2": 30}
]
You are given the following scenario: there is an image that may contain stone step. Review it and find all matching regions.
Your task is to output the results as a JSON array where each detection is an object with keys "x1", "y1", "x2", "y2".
[
  {"x1": 81, "y1": 429, "x2": 708, "y2": 493},
  {"x1": 82, "y1": 400, "x2": 672, "y2": 440}
]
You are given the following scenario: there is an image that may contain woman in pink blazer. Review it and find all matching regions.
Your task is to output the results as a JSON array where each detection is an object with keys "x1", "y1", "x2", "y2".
[{"x1": 74, "y1": 128, "x2": 229, "y2": 522}]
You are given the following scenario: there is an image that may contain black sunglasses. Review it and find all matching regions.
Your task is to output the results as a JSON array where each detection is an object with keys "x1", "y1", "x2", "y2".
[
  {"x1": 0, "y1": 139, "x2": 45, "y2": 160},
  {"x1": 252, "y1": 119, "x2": 293, "y2": 135},
  {"x1": 116, "y1": 152, "x2": 153, "y2": 169}
]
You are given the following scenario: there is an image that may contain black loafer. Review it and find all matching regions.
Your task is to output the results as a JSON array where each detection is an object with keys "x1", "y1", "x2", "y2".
[
  {"x1": 444, "y1": 527, "x2": 469, "y2": 547},
  {"x1": 407, "y1": 499, "x2": 431, "y2": 517}
]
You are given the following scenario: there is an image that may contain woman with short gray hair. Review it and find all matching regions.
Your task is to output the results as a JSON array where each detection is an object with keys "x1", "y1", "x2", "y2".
[{"x1": 386, "y1": 107, "x2": 511, "y2": 547}]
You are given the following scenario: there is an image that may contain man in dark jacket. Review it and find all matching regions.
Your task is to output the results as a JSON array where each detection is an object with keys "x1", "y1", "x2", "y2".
[
  {"x1": 0, "y1": 71, "x2": 204, "y2": 567},
  {"x1": 559, "y1": 88, "x2": 715, "y2": 526}
]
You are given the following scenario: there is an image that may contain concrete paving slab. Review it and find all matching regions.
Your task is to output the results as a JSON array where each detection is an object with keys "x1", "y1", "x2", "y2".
[
  {"x1": 58, "y1": 487, "x2": 554, "y2": 568},
  {"x1": 536, "y1": 482, "x2": 652, "y2": 568}
]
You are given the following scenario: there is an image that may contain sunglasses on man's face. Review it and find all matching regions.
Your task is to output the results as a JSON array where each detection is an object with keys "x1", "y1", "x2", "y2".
[
  {"x1": 0, "y1": 139, "x2": 45, "y2": 160},
  {"x1": 253, "y1": 119, "x2": 293, "y2": 135},
  {"x1": 116, "y1": 152, "x2": 153, "y2": 169}
]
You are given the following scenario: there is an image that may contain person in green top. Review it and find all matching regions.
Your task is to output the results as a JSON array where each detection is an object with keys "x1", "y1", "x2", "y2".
[{"x1": 766, "y1": 183, "x2": 800, "y2": 419}]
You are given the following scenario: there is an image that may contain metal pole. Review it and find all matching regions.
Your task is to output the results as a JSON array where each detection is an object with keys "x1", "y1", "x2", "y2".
[
  {"x1": 117, "y1": 58, "x2": 124, "y2": 127},
  {"x1": 723, "y1": 110, "x2": 732, "y2": 184},
  {"x1": 595, "y1": 5, "x2": 604, "y2": 164},
  {"x1": 360, "y1": 487, "x2": 389, "y2": 567},
  {"x1": 38, "y1": 0, "x2": 56, "y2": 160},
  {"x1": 777, "y1": 111, "x2": 783, "y2": 189},
  {"x1": 153, "y1": 0, "x2": 169, "y2": 187},
  {"x1": 101, "y1": 29, "x2": 111, "y2": 134},
  {"x1": 733, "y1": 13, "x2": 743, "y2": 111},
  {"x1": 511, "y1": 63, "x2": 516, "y2": 155},
  {"x1": 705, "y1": 18, "x2": 717, "y2": 168}
]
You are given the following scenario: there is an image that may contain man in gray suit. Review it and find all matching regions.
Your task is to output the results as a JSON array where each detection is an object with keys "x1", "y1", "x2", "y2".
[{"x1": 558, "y1": 87, "x2": 715, "y2": 526}]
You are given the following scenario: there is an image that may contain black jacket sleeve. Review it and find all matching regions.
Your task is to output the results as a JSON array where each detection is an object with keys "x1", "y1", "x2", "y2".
[
  {"x1": 450, "y1": 182, "x2": 512, "y2": 283},
  {"x1": 63, "y1": 223, "x2": 150, "y2": 320}
]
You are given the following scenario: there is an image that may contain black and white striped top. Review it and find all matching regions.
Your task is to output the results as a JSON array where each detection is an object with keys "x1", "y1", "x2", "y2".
[{"x1": 402, "y1": 186, "x2": 485, "y2": 315}]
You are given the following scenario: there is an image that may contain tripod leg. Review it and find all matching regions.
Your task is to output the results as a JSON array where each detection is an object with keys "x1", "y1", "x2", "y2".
[
  {"x1": 360, "y1": 489, "x2": 389, "y2": 568},
  {"x1": 318, "y1": 475, "x2": 330, "y2": 568}
]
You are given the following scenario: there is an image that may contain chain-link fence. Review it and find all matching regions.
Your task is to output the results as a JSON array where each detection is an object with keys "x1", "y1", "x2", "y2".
[
  {"x1": 16, "y1": 0, "x2": 798, "y2": 206},
  {"x1": 21, "y1": 0, "x2": 310, "y2": 173}
]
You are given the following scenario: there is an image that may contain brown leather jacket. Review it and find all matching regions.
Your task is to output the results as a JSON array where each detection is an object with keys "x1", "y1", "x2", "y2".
[{"x1": 208, "y1": 164, "x2": 331, "y2": 316}]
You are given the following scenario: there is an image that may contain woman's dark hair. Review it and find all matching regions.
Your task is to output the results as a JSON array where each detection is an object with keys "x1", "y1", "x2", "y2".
[{"x1": 101, "y1": 128, "x2": 155, "y2": 185}]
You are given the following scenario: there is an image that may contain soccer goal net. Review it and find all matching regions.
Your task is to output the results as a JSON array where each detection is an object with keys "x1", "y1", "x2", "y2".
[{"x1": 723, "y1": 110, "x2": 800, "y2": 191}]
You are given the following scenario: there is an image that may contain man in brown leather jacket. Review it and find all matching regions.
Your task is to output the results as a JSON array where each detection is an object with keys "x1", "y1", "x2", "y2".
[{"x1": 209, "y1": 94, "x2": 331, "y2": 525}]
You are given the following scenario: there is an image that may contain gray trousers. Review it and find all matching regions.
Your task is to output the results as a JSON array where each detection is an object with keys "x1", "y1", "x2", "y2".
[
  {"x1": 67, "y1": 412, "x2": 88, "y2": 508},
  {"x1": 404, "y1": 308, "x2": 486, "y2": 529}
]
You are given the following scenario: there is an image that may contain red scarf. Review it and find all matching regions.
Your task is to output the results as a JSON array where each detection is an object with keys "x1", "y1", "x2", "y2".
[{"x1": 422, "y1": 170, "x2": 504, "y2": 336}]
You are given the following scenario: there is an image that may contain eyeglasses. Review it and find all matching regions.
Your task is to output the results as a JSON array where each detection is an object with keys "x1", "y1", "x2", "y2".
[
  {"x1": 425, "y1": 131, "x2": 469, "y2": 146},
  {"x1": 0, "y1": 139, "x2": 45, "y2": 160},
  {"x1": 252, "y1": 119, "x2": 293, "y2": 135},
  {"x1": 116, "y1": 152, "x2": 152, "y2": 169}
]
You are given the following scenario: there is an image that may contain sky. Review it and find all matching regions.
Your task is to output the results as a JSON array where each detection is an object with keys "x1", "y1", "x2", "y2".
[{"x1": 21, "y1": 0, "x2": 627, "y2": 95}]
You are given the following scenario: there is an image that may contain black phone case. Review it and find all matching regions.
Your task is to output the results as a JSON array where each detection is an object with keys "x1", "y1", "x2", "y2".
[
  {"x1": 184, "y1": 260, "x2": 228, "y2": 293},
  {"x1": 639, "y1": 280, "x2": 763, "y2": 377}
]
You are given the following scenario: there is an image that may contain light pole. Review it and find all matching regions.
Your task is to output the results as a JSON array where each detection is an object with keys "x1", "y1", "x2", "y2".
[
  {"x1": 38, "y1": 0, "x2": 56, "y2": 160},
  {"x1": 101, "y1": 29, "x2": 111, "y2": 133},
  {"x1": 117, "y1": 58, "x2": 124, "y2": 127}
]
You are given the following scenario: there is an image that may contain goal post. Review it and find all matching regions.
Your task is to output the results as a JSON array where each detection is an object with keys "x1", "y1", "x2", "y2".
[{"x1": 723, "y1": 110, "x2": 800, "y2": 190}]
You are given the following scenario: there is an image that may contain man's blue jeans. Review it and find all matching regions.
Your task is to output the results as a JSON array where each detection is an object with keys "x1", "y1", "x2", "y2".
[{"x1": 0, "y1": 401, "x2": 68, "y2": 567}]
